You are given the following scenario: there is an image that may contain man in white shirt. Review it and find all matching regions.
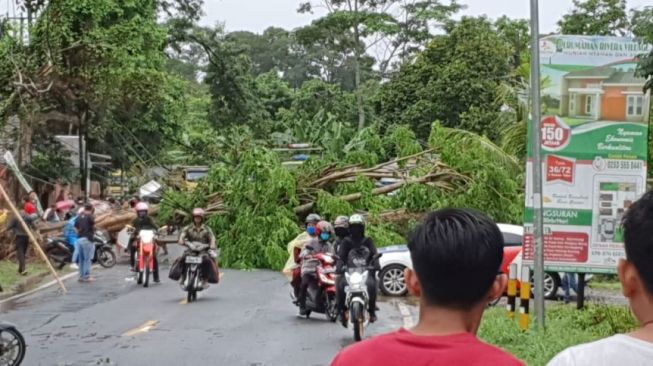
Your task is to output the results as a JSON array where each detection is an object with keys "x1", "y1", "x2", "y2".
[{"x1": 548, "y1": 191, "x2": 653, "y2": 366}]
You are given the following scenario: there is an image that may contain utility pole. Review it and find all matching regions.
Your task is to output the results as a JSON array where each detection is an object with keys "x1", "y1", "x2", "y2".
[{"x1": 530, "y1": 0, "x2": 546, "y2": 328}]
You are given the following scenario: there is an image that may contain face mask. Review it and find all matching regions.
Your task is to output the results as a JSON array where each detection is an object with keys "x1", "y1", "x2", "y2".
[
  {"x1": 335, "y1": 228, "x2": 349, "y2": 238},
  {"x1": 138, "y1": 211, "x2": 147, "y2": 219},
  {"x1": 320, "y1": 233, "x2": 331, "y2": 241},
  {"x1": 307, "y1": 226, "x2": 316, "y2": 236},
  {"x1": 350, "y1": 225, "x2": 365, "y2": 240}
]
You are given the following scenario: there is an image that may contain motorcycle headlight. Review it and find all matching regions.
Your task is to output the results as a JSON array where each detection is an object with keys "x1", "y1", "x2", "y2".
[{"x1": 348, "y1": 272, "x2": 363, "y2": 286}]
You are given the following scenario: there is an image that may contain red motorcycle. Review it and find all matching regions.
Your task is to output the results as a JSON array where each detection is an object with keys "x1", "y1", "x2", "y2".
[
  {"x1": 136, "y1": 229, "x2": 157, "y2": 287},
  {"x1": 292, "y1": 252, "x2": 338, "y2": 321}
]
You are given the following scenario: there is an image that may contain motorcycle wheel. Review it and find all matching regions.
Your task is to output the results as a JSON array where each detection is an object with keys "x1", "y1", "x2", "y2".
[
  {"x1": 0, "y1": 327, "x2": 26, "y2": 366},
  {"x1": 187, "y1": 271, "x2": 196, "y2": 303},
  {"x1": 351, "y1": 302, "x2": 364, "y2": 342},
  {"x1": 326, "y1": 294, "x2": 338, "y2": 322},
  {"x1": 97, "y1": 248, "x2": 116, "y2": 268},
  {"x1": 46, "y1": 247, "x2": 67, "y2": 270},
  {"x1": 144, "y1": 265, "x2": 150, "y2": 288}
]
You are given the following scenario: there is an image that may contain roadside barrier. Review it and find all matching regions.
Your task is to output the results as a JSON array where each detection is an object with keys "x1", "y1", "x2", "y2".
[
  {"x1": 507, "y1": 263, "x2": 518, "y2": 320},
  {"x1": 519, "y1": 266, "x2": 531, "y2": 330}
]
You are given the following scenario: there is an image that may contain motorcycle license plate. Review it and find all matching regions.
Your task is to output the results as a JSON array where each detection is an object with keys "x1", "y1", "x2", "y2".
[{"x1": 185, "y1": 256, "x2": 202, "y2": 264}]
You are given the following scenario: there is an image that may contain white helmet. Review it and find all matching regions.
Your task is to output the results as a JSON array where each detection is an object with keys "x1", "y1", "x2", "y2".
[{"x1": 349, "y1": 214, "x2": 365, "y2": 226}]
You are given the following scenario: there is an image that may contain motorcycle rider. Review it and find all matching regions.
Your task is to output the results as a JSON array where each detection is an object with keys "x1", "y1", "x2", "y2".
[
  {"x1": 286, "y1": 213, "x2": 322, "y2": 300},
  {"x1": 129, "y1": 202, "x2": 160, "y2": 283},
  {"x1": 177, "y1": 208, "x2": 219, "y2": 289},
  {"x1": 333, "y1": 216, "x2": 349, "y2": 254},
  {"x1": 298, "y1": 220, "x2": 335, "y2": 316},
  {"x1": 336, "y1": 214, "x2": 380, "y2": 324}
]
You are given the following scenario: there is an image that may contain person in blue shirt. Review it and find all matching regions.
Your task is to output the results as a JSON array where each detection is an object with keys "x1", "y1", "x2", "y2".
[{"x1": 63, "y1": 208, "x2": 84, "y2": 269}]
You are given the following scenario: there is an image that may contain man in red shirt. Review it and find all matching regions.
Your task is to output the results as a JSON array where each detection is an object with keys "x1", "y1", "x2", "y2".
[{"x1": 331, "y1": 208, "x2": 524, "y2": 366}]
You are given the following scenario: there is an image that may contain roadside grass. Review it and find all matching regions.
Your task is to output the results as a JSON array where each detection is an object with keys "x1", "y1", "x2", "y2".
[
  {"x1": 479, "y1": 304, "x2": 637, "y2": 366},
  {"x1": 0, "y1": 260, "x2": 51, "y2": 291},
  {"x1": 589, "y1": 274, "x2": 622, "y2": 291}
]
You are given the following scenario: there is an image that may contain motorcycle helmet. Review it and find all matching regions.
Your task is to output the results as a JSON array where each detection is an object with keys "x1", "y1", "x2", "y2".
[
  {"x1": 135, "y1": 202, "x2": 148, "y2": 212},
  {"x1": 349, "y1": 214, "x2": 366, "y2": 240},
  {"x1": 334, "y1": 216, "x2": 349, "y2": 229},
  {"x1": 192, "y1": 208, "x2": 205, "y2": 217},
  {"x1": 349, "y1": 214, "x2": 365, "y2": 226},
  {"x1": 305, "y1": 213, "x2": 322, "y2": 224}
]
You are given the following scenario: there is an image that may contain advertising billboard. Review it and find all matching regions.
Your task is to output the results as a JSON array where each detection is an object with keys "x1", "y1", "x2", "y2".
[{"x1": 524, "y1": 35, "x2": 651, "y2": 274}]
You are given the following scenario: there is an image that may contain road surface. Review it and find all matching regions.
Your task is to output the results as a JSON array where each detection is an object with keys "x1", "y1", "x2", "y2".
[{"x1": 0, "y1": 245, "x2": 407, "y2": 366}]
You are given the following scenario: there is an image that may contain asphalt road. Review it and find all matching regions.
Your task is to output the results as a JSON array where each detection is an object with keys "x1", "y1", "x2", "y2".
[{"x1": 0, "y1": 245, "x2": 407, "y2": 366}]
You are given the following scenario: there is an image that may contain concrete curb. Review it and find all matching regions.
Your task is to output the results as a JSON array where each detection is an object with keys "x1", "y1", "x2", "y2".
[
  {"x1": 0, "y1": 264, "x2": 99, "y2": 304},
  {"x1": 0, "y1": 271, "x2": 51, "y2": 301},
  {"x1": 0, "y1": 271, "x2": 79, "y2": 304}
]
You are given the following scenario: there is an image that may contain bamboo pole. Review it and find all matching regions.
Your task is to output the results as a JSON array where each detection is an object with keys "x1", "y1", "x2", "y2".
[{"x1": 0, "y1": 183, "x2": 67, "y2": 293}]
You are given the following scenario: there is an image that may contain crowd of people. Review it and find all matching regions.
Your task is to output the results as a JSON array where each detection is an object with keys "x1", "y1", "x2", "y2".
[{"x1": 4, "y1": 185, "x2": 653, "y2": 365}]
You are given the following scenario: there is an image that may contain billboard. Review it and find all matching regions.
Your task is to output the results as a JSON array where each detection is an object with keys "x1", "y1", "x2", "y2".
[{"x1": 524, "y1": 35, "x2": 652, "y2": 274}]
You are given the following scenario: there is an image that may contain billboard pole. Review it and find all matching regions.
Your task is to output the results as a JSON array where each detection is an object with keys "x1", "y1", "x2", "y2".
[{"x1": 530, "y1": 0, "x2": 545, "y2": 328}]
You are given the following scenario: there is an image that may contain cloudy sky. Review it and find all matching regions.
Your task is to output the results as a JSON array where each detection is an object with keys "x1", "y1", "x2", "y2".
[
  {"x1": 0, "y1": 0, "x2": 649, "y2": 33},
  {"x1": 203, "y1": 0, "x2": 651, "y2": 33}
]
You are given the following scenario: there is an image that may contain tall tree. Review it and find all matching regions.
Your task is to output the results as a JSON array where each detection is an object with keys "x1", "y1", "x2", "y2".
[
  {"x1": 630, "y1": 6, "x2": 653, "y2": 39},
  {"x1": 494, "y1": 17, "x2": 529, "y2": 71},
  {"x1": 374, "y1": 0, "x2": 462, "y2": 76},
  {"x1": 0, "y1": 0, "x2": 188, "y2": 182},
  {"x1": 558, "y1": 0, "x2": 629, "y2": 36},
  {"x1": 376, "y1": 17, "x2": 512, "y2": 140},
  {"x1": 298, "y1": 0, "x2": 401, "y2": 130}
]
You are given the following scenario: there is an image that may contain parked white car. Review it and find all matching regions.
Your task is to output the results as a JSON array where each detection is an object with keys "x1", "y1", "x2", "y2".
[{"x1": 377, "y1": 224, "x2": 590, "y2": 299}]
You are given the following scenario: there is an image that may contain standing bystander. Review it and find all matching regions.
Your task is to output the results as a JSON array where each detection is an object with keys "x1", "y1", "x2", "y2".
[
  {"x1": 7, "y1": 197, "x2": 39, "y2": 275},
  {"x1": 75, "y1": 203, "x2": 96, "y2": 282}
]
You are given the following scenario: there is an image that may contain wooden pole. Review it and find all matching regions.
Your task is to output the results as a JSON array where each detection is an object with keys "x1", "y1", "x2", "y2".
[{"x1": 0, "y1": 183, "x2": 67, "y2": 293}]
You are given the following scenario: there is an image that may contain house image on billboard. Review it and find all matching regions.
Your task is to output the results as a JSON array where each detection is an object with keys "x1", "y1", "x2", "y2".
[{"x1": 559, "y1": 60, "x2": 650, "y2": 123}]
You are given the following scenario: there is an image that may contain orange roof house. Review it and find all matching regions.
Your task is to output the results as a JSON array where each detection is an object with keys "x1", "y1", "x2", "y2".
[{"x1": 559, "y1": 61, "x2": 650, "y2": 123}]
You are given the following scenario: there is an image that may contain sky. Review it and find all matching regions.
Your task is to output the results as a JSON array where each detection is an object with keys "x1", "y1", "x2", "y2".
[
  {"x1": 203, "y1": 0, "x2": 652, "y2": 33},
  {"x1": 0, "y1": 0, "x2": 649, "y2": 33}
]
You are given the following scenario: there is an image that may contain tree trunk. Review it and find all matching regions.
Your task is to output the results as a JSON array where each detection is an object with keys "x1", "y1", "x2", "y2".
[
  {"x1": 354, "y1": 56, "x2": 365, "y2": 131},
  {"x1": 353, "y1": 1, "x2": 365, "y2": 131}
]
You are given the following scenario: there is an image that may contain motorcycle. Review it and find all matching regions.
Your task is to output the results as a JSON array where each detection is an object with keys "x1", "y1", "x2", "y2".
[
  {"x1": 135, "y1": 229, "x2": 157, "y2": 288},
  {"x1": 343, "y1": 253, "x2": 382, "y2": 342},
  {"x1": 291, "y1": 249, "x2": 338, "y2": 322},
  {"x1": 0, "y1": 321, "x2": 26, "y2": 365},
  {"x1": 181, "y1": 241, "x2": 216, "y2": 303},
  {"x1": 45, "y1": 231, "x2": 116, "y2": 269}
]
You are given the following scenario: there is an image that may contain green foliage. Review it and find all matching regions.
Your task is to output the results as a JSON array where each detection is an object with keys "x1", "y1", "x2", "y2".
[
  {"x1": 343, "y1": 125, "x2": 387, "y2": 166},
  {"x1": 391, "y1": 184, "x2": 442, "y2": 212},
  {"x1": 377, "y1": 17, "x2": 513, "y2": 140},
  {"x1": 164, "y1": 147, "x2": 300, "y2": 270},
  {"x1": 367, "y1": 223, "x2": 406, "y2": 247},
  {"x1": 335, "y1": 176, "x2": 391, "y2": 215},
  {"x1": 383, "y1": 125, "x2": 423, "y2": 160},
  {"x1": 479, "y1": 305, "x2": 637, "y2": 366},
  {"x1": 429, "y1": 122, "x2": 523, "y2": 224},
  {"x1": 316, "y1": 191, "x2": 355, "y2": 221},
  {"x1": 558, "y1": 0, "x2": 630, "y2": 36}
]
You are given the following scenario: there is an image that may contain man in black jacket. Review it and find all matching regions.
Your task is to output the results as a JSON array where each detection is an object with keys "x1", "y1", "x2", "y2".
[
  {"x1": 7, "y1": 197, "x2": 39, "y2": 275},
  {"x1": 336, "y1": 214, "x2": 380, "y2": 325}
]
